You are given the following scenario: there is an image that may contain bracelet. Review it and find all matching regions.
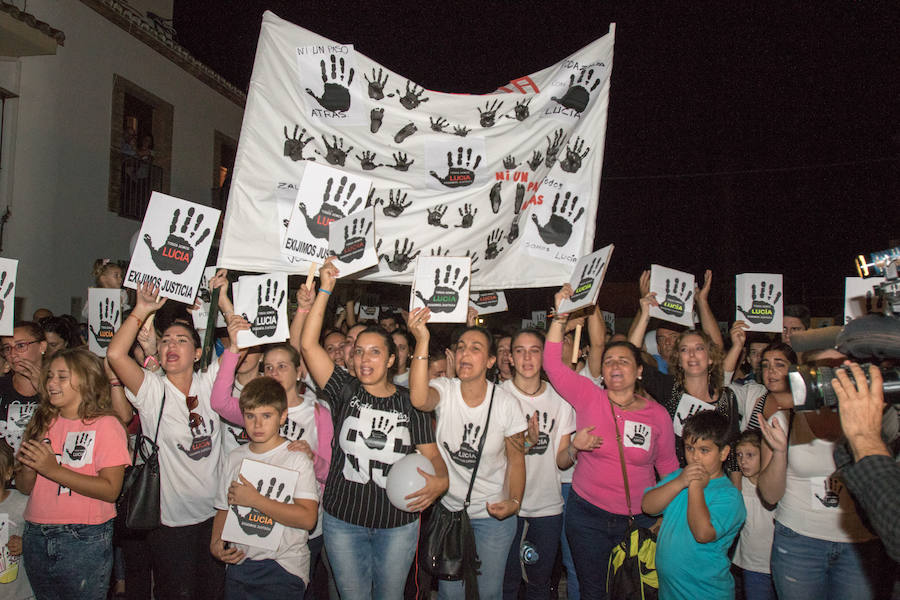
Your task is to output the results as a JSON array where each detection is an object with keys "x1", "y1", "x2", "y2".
[
  {"x1": 128, "y1": 313, "x2": 145, "y2": 325},
  {"x1": 109, "y1": 379, "x2": 121, "y2": 386},
  {"x1": 297, "y1": 309, "x2": 310, "y2": 314},
  {"x1": 523, "y1": 440, "x2": 534, "y2": 449},
  {"x1": 510, "y1": 498, "x2": 520, "y2": 506},
  {"x1": 412, "y1": 355, "x2": 428, "y2": 360},
  {"x1": 143, "y1": 355, "x2": 159, "y2": 368},
  {"x1": 318, "y1": 288, "x2": 332, "y2": 296}
]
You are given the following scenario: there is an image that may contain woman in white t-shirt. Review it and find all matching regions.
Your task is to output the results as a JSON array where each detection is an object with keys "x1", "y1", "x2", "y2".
[
  {"x1": 408, "y1": 308, "x2": 527, "y2": 600},
  {"x1": 107, "y1": 281, "x2": 227, "y2": 600},
  {"x1": 500, "y1": 328, "x2": 575, "y2": 600}
]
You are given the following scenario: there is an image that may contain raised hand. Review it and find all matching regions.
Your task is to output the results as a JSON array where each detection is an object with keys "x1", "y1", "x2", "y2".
[{"x1": 134, "y1": 281, "x2": 167, "y2": 315}]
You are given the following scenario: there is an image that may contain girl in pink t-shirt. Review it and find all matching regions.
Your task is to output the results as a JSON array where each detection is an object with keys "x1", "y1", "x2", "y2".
[{"x1": 16, "y1": 348, "x2": 130, "y2": 600}]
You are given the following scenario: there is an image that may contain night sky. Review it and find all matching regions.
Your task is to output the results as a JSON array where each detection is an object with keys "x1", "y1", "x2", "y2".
[{"x1": 173, "y1": 2, "x2": 899, "y2": 319}]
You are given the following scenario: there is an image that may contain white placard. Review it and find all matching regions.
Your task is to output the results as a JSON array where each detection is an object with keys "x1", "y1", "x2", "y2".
[
  {"x1": 469, "y1": 290, "x2": 508, "y2": 315},
  {"x1": 0, "y1": 258, "x2": 18, "y2": 336},
  {"x1": 234, "y1": 273, "x2": 290, "y2": 349},
  {"x1": 531, "y1": 311, "x2": 548, "y2": 330},
  {"x1": 357, "y1": 304, "x2": 379, "y2": 321},
  {"x1": 410, "y1": 257, "x2": 472, "y2": 323},
  {"x1": 602, "y1": 310, "x2": 615, "y2": 334},
  {"x1": 735, "y1": 273, "x2": 783, "y2": 333},
  {"x1": 192, "y1": 266, "x2": 227, "y2": 331},
  {"x1": 557, "y1": 244, "x2": 614, "y2": 314},
  {"x1": 844, "y1": 276, "x2": 886, "y2": 323},
  {"x1": 329, "y1": 207, "x2": 377, "y2": 276},
  {"x1": 87, "y1": 288, "x2": 121, "y2": 356},
  {"x1": 649, "y1": 265, "x2": 695, "y2": 327},
  {"x1": 124, "y1": 192, "x2": 220, "y2": 304},
  {"x1": 275, "y1": 182, "x2": 304, "y2": 266},
  {"x1": 222, "y1": 458, "x2": 300, "y2": 551},
  {"x1": 284, "y1": 162, "x2": 372, "y2": 264}
]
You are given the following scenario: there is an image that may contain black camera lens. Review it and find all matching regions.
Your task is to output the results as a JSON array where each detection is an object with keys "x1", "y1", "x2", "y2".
[{"x1": 789, "y1": 364, "x2": 900, "y2": 411}]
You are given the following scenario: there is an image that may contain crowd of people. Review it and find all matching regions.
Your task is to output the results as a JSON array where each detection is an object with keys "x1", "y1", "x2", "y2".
[{"x1": 0, "y1": 256, "x2": 896, "y2": 600}]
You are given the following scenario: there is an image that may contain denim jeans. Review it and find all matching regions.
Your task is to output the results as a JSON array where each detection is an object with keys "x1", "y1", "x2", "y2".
[
  {"x1": 559, "y1": 482, "x2": 580, "y2": 600},
  {"x1": 438, "y1": 515, "x2": 517, "y2": 600},
  {"x1": 225, "y1": 558, "x2": 306, "y2": 600},
  {"x1": 771, "y1": 521, "x2": 889, "y2": 600},
  {"x1": 565, "y1": 491, "x2": 655, "y2": 600},
  {"x1": 23, "y1": 519, "x2": 114, "y2": 600},
  {"x1": 502, "y1": 513, "x2": 563, "y2": 600},
  {"x1": 322, "y1": 512, "x2": 418, "y2": 600},
  {"x1": 742, "y1": 569, "x2": 776, "y2": 600}
]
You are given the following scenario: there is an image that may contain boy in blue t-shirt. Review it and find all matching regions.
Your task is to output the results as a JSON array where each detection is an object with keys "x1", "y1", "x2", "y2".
[{"x1": 642, "y1": 411, "x2": 746, "y2": 600}]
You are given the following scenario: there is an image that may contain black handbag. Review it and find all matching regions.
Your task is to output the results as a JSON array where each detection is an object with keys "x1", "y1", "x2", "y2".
[
  {"x1": 420, "y1": 385, "x2": 495, "y2": 600},
  {"x1": 117, "y1": 393, "x2": 166, "y2": 530}
]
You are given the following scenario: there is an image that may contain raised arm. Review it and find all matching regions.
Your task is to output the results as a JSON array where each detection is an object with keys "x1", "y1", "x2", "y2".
[
  {"x1": 104, "y1": 357, "x2": 134, "y2": 425},
  {"x1": 628, "y1": 272, "x2": 655, "y2": 348},
  {"x1": 407, "y1": 307, "x2": 440, "y2": 411},
  {"x1": 299, "y1": 260, "x2": 337, "y2": 389},
  {"x1": 209, "y1": 318, "x2": 250, "y2": 425},
  {"x1": 107, "y1": 281, "x2": 167, "y2": 395},
  {"x1": 289, "y1": 283, "x2": 315, "y2": 355},
  {"x1": 757, "y1": 413, "x2": 789, "y2": 505},
  {"x1": 695, "y1": 270, "x2": 724, "y2": 350},
  {"x1": 724, "y1": 320, "x2": 748, "y2": 377},
  {"x1": 585, "y1": 305, "x2": 606, "y2": 378}
]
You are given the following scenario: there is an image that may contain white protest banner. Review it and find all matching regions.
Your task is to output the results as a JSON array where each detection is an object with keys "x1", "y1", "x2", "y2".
[
  {"x1": 602, "y1": 310, "x2": 615, "y2": 333},
  {"x1": 649, "y1": 265, "x2": 695, "y2": 327},
  {"x1": 87, "y1": 289, "x2": 121, "y2": 356},
  {"x1": 329, "y1": 207, "x2": 377, "y2": 276},
  {"x1": 124, "y1": 193, "x2": 219, "y2": 304},
  {"x1": 217, "y1": 12, "x2": 614, "y2": 289},
  {"x1": 410, "y1": 257, "x2": 471, "y2": 323},
  {"x1": 222, "y1": 458, "x2": 299, "y2": 551},
  {"x1": 469, "y1": 290, "x2": 508, "y2": 315},
  {"x1": 283, "y1": 162, "x2": 372, "y2": 264},
  {"x1": 0, "y1": 258, "x2": 17, "y2": 336},
  {"x1": 735, "y1": 274, "x2": 783, "y2": 333},
  {"x1": 557, "y1": 244, "x2": 614, "y2": 314},
  {"x1": 234, "y1": 273, "x2": 289, "y2": 349},
  {"x1": 192, "y1": 266, "x2": 228, "y2": 331},
  {"x1": 844, "y1": 276, "x2": 886, "y2": 323}
]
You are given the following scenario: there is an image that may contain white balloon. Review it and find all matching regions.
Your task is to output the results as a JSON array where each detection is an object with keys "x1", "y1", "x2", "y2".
[{"x1": 385, "y1": 452, "x2": 435, "y2": 512}]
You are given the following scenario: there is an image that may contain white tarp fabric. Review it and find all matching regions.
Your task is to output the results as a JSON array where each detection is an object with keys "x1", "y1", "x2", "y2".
[{"x1": 218, "y1": 11, "x2": 615, "y2": 290}]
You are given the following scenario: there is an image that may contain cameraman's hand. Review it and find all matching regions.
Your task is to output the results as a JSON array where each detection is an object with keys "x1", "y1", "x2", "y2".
[{"x1": 833, "y1": 361, "x2": 890, "y2": 461}]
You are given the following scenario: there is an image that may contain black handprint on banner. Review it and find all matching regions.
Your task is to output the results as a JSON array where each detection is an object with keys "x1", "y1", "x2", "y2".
[
  {"x1": 627, "y1": 424, "x2": 650, "y2": 446},
  {"x1": 364, "y1": 67, "x2": 388, "y2": 100},
  {"x1": 659, "y1": 278, "x2": 693, "y2": 318},
  {"x1": 283, "y1": 125, "x2": 316, "y2": 161},
  {"x1": 381, "y1": 190, "x2": 411, "y2": 217},
  {"x1": 551, "y1": 66, "x2": 603, "y2": 113},
  {"x1": 452, "y1": 125, "x2": 471, "y2": 137},
  {"x1": 443, "y1": 423, "x2": 481, "y2": 468},
  {"x1": 506, "y1": 98, "x2": 532, "y2": 121},
  {"x1": 466, "y1": 250, "x2": 481, "y2": 275},
  {"x1": 430, "y1": 146, "x2": 482, "y2": 188},
  {"x1": 815, "y1": 477, "x2": 844, "y2": 508},
  {"x1": 314, "y1": 135, "x2": 353, "y2": 166},
  {"x1": 416, "y1": 266, "x2": 469, "y2": 314},
  {"x1": 363, "y1": 416, "x2": 396, "y2": 450},
  {"x1": 370, "y1": 108, "x2": 384, "y2": 134},
  {"x1": 305, "y1": 54, "x2": 354, "y2": 112},
  {"x1": 396, "y1": 81, "x2": 429, "y2": 109},
  {"x1": 388, "y1": 152, "x2": 414, "y2": 171},
  {"x1": 365, "y1": 188, "x2": 381, "y2": 209},
  {"x1": 376, "y1": 238, "x2": 421, "y2": 272},
  {"x1": 430, "y1": 246, "x2": 450, "y2": 256},
  {"x1": 298, "y1": 176, "x2": 364, "y2": 239},
  {"x1": 355, "y1": 150, "x2": 383, "y2": 171},
  {"x1": 503, "y1": 155, "x2": 519, "y2": 170},
  {"x1": 478, "y1": 99, "x2": 504, "y2": 128},
  {"x1": 430, "y1": 116, "x2": 449, "y2": 132},
  {"x1": 455, "y1": 204, "x2": 477, "y2": 228},
  {"x1": 569, "y1": 257, "x2": 605, "y2": 302},
  {"x1": 89, "y1": 297, "x2": 119, "y2": 348},
  {"x1": 143, "y1": 207, "x2": 211, "y2": 274},
  {"x1": 544, "y1": 128, "x2": 567, "y2": 168},
  {"x1": 427, "y1": 205, "x2": 449, "y2": 229},
  {"x1": 280, "y1": 419, "x2": 306, "y2": 441},
  {"x1": 531, "y1": 191, "x2": 584, "y2": 247},
  {"x1": 394, "y1": 122, "x2": 417, "y2": 143},
  {"x1": 242, "y1": 279, "x2": 285, "y2": 338},
  {"x1": 65, "y1": 432, "x2": 92, "y2": 461},
  {"x1": 485, "y1": 228, "x2": 505, "y2": 260},
  {"x1": 526, "y1": 150, "x2": 543, "y2": 171},
  {"x1": 528, "y1": 412, "x2": 556, "y2": 455},
  {"x1": 560, "y1": 137, "x2": 590, "y2": 173},
  {"x1": 737, "y1": 280, "x2": 782, "y2": 325},
  {"x1": 176, "y1": 416, "x2": 215, "y2": 461},
  {"x1": 0, "y1": 271, "x2": 12, "y2": 320},
  {"x1": 506, "y1": 183, "x2": 526, "y2": 243},
  {"x1": 231, "y1": 477, "x2": 292, "y2": 537},
  {"x1": 337, "y1": 217, "x2": 374, "y2": 263}
]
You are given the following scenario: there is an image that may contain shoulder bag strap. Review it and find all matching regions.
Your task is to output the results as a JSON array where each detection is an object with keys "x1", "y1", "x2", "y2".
[
  {"x1": 608, "y1": 398, "x2": 633, "y2": 518},
  {"x1": 152, "y1": 392, "x2": 166, "y2": 445},
  {"x1": 133, "y1": 392, "x2": 166, "y2": 464},
  {"x1": 463, "y1": 384, "x2": 495, "y2": 507}
]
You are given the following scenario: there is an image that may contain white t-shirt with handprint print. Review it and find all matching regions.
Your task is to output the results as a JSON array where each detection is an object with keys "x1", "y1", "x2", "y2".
[{"x1": 502, "y1": 380, "x2": 575, "y2": 517}]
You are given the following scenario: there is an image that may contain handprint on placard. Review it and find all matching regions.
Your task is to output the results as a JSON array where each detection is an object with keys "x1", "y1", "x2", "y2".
[
  {"x1": 452, "y1": 125, "x2": 471, "y2": 137},
  {"x1": 143, "y1": 207, "x2": 211, "y2": 274},
  {"x1": 381, "y1": 190, "x2": 412, "y2": 218},
  {"x1": 387, "y1": 152, "x2": 414, "y2": 172},
  {"x1": 430, "y1": 146, "x2": 482, "y2": 188},
  {"x1": 337, "y1": 217, "x2": 374, "y2": 263},
  {"x1": 559, "y1": 137, "x2": 590, "y2": 173},
  {"x1": 283, "y1": 125, "x2": 316, "y2": 162},
  {"x1": 394, "y1": 122, "x2": 417, "y2": 143},
  {"x1": 416, "y1": 266, "x2": 469, "y2": 314},
  {"x1": 242, "y1": 279, "x2": 285, "y2": 338},
  {"x1": 506, "y1": 184, "x2": 527, "y2": 243},
  {"x1": 569, "y1": 257, "x2": 606, "y2": 302},
  {"x1": 430, "y1": 116, "x2": 449, "y2": 132},
  {"x1": 478, "y1": 99, "x2": 504, "y2": 128},
  {"x1": 815, "y1": 476, "x2": 844, "y2": 508},
  {"x1": 176, "y1": 416, "x2": 215, "y2": 460},
  {"x1": 396, "y1": 80, "x2": 429, "y2": 110},
  {"x1": 364, "y1": 67, "x2": 388, "y2": 100},
  {"x1": 544, "y1": 128, "x2": 567, "y2": 168},
  {"x1": 363, "y1": 416, "x2": 396, "y2": 450},
  {"x1": 280, "y1": 419, "x2": 306, "y2": 442},
  {"x1": 376, "y1": 238, "x2": 421, "y2": 272},
  {"x1": 737, "y1": 280, "x2": 781, "y2": 325},
  {"x1": 506, "y1": 98, "x2": 532, "y2": 121},
  {"x1": 443, "y1": 423, "x2": 482, "y2": 468},
  {"x1": 231, "y1": 477, "x2": 292, "y2": 537},
  {"x1": 551, "y1": 65, "x2": 603, "y2": 113},
  {"x1": 526, "y1": 150, "x2": 543, "y2": 171},
  {"x1": 298, "y1": 176, "x2": 364, "y2": 239},
  {"x1": 531, "y1": 191, "x2": 584, "y2": 247},
  {"x1": 305, "y1": 54, "x2": 354, "y2": 112},
  {"x1": 627, "y1": 424, "x2": 650, "y2": 446},
  {"x1": 89, "y1": 298, "x2": 119, "y2": 348},
  {"x1": 314, "y1": 135, "x2": 353, "y2": 166},
  {"x1": 485, "y1": 228, "x2": 505, "y2": 260},
  {"x1": 0, "y1": 271, "x2": 13, "y2": 320},
  {"x1": 659, "y1": 278, "x2": 693, "y2": 318},
  {"x1": 369, "y1": 108, "x2": 384, "y2": 134},
  {"x1": 527, "y1": 412, "x2": 556, "y2": 455},
  {"x1": 455, "y1": 204, "x2": 477, "y2": 228},
  {"x1": 64, "y1": 432, "x2": 92, "y2": 462},
  {"x1": 355, "y1": 150, "x2": 383, "y2": 171}
]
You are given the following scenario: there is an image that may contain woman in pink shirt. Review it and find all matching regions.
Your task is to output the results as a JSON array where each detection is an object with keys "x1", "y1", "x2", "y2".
[{"x1": 544, "y1": 284, "x2": 678, "y2": 600}]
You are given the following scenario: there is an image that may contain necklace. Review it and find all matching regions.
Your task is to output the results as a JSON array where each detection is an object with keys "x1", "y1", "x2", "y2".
[{"x1": 514, "y1": 379, "x2": 542, "y2": 397}]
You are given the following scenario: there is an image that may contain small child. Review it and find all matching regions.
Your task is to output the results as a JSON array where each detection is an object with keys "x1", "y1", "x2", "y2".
[
  {"x1": 0, "y1": 441, "x2": 33, "y2": 600},
  {"x1": 732, "y1": 430, "x2": 776, "y2": 600},
  {"x1": 82, "y1": 259, "x2": 130, "y2": 319},
  {"x1": 642, "y1": 411, "x2": 746, "y2": 600},
  {"x1": 210, "y1": 377, "x2": 319, "y2": 598}
]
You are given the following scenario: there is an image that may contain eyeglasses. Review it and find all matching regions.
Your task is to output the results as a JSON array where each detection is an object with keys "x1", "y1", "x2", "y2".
[
  {"x1": 1, "y1": 340, "x2": 40, "y2": 356},
  {"x1": 186, "y1": 395, "x2": 201, "y2": 429}
]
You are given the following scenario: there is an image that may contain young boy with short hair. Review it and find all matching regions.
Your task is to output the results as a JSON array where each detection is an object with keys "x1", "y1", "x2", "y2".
[
  {"x1": 642, "y1": 411, "x2": 746, "y2": 600},
  {"x1": 210, "y1": 377, "x2": 319, "y2": 598}
]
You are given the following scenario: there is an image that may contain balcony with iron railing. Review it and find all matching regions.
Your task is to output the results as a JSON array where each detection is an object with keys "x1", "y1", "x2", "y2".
[{"x1": 119, "y1": 154, "x2": 163, "y2": 219}]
